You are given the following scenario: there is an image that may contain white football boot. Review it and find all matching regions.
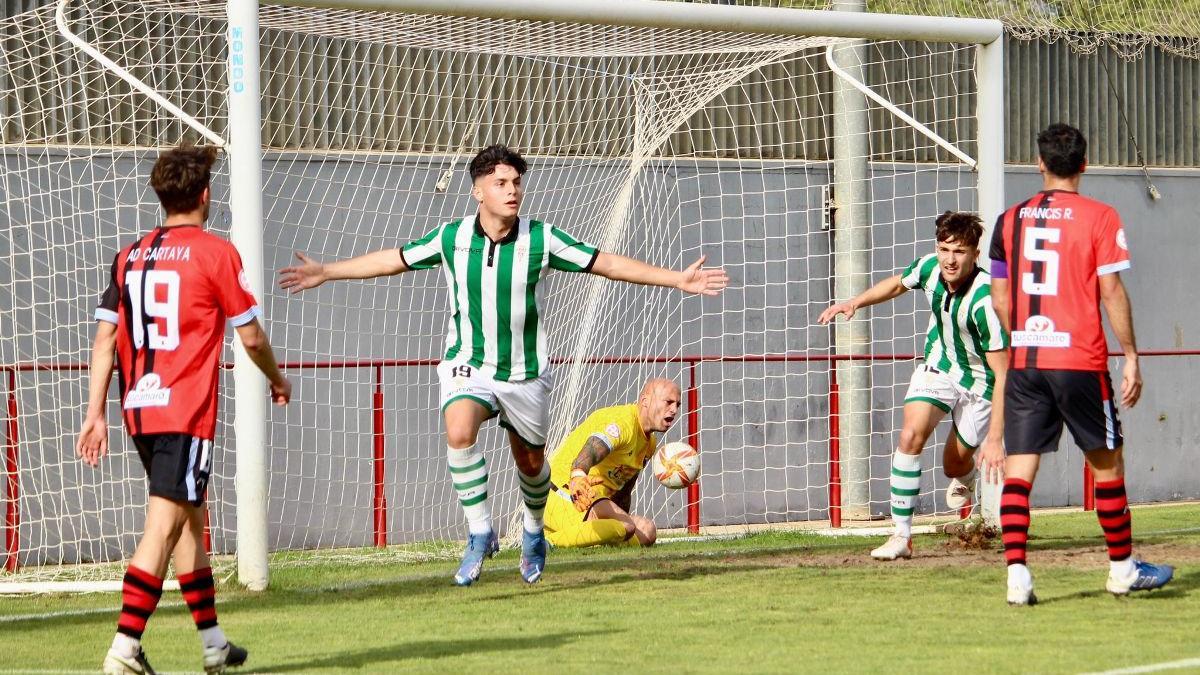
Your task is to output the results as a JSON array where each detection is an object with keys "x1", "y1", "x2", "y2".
[
  {"x1": 203, "y1": 641, "x2": 248, "y2": 674},
  {"x1": 870, "y1": 534, "x2": 913, "y2": 561},
  {"x1": 102, "y1": 648, "x2": 156, "y2": 675}
]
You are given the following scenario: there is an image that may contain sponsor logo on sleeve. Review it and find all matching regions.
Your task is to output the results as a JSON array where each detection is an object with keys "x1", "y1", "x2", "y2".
[
  {"x1": 1010, "y1": 315, "x2": 1071, "y2": 348},
  {"x1": 605, "y1": 423, "x2": 621, "y2": 441},
  {"x1": 124, "y1": 373, "x2": 172, "y2": 409},
  {"x1": 239, "y1": 268, "x2": 253, "y2": 293},
  {"x1": 1116, "y1": 228, "x2": 1128, "y2": 251}
]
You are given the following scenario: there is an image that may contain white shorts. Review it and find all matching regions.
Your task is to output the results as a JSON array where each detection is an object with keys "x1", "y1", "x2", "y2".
[
  {"x1": 437, "y1": 360, "x2": 553, "y2": 447},
  {"x1": 903, "y1": 364, "x2": 992, "y2": 449}
]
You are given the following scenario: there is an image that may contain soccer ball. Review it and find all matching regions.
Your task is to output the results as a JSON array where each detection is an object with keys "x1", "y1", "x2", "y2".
[{"x1": 652, "y1": 441, "x2": 700, "y2": 489}]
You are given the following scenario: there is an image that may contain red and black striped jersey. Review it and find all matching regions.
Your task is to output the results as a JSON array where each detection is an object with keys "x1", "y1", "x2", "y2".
[
  {"x1": 96, "y1": 225, "x2": 260, "y2": 439},
  {"x1": 989, "y1": 190, "x2": 1130, "y2": 371}
]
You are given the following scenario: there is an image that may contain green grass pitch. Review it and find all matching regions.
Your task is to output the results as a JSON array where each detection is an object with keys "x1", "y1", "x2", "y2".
[{"x1": 2, "y1": 503, "x2": 1197, "y2": 674}]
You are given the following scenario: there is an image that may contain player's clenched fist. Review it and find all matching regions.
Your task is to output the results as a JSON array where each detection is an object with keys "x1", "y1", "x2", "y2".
[{"x1": 568, "y1": 472, "x2": 605, "y2": 512}]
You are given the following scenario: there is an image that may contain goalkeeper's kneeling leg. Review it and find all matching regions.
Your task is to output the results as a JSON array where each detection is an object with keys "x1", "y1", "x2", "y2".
[
  {"x1": 545, "y1": 490, "x2": 633, "y2": 548},
  {"x1": 629, "y1": 514, "x2": 656, "y2": 547},
  {"x1": 546, "y1": 519, "x2": 631, "y2": 548}
]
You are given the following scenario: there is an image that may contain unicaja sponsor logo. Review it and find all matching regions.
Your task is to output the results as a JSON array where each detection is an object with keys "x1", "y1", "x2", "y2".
[
  {"x1": 1011, "y1": 315, "x2": 1071, "y2": 348},
  {"x1": 124, "y1": 373, "x2": 172, "y2": 409}
]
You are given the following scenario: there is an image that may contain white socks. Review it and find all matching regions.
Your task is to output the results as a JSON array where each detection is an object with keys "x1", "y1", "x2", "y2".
[
  {"x1": 518, "y1": 462, "x2": 552, "y2": 535},
  {"x1": 447, "y1": 444, "x2": 491, "y2": 535},
  {"x1": 1007, "y1": 563, "x2": 1032, "y2": 588},
  {"x1": 199, "y1": 625, "x2": 227, "y2": 651},
  {"x1": 890, "y1": 451, "x2": 922, "y2": 539},
  {"x1": 110, "y1": 633, "x2": 140, "y2": 659},
  {"x1": 1110, "y1": 558, "x2": 1137, "y2": 579}
]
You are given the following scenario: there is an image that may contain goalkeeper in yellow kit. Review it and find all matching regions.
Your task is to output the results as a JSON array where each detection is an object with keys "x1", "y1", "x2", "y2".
[{"x1": 545, "y1": 378, "x2": 681, "y2": 547}]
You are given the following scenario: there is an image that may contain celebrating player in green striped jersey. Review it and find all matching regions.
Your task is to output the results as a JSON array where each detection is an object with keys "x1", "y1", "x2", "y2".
[
  {"x1": 279, "y1": 145, "x2": 728, "y2": 585},
  {"x1": 818, "y1": 211, "x2": 1009, "y2": 561}
]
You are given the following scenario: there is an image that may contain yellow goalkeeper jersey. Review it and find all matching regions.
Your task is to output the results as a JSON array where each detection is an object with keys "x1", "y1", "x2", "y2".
[{"x1": 549, "y1": 404, "x2": 657, "y2": 500}]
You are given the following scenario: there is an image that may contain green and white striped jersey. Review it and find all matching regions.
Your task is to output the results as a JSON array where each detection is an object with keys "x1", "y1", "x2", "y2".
[
  {"x1": 400, "y1": 215, "x2": 599, "y2": 382},
  {"x1": 900, "y1": 253, "x2": 1008, "y2": 400}
]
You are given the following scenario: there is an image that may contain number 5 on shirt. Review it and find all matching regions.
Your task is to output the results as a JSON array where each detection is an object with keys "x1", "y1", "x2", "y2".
[{"x1": 1021, "y1": 228, "x2": 1060, "y2": 296}]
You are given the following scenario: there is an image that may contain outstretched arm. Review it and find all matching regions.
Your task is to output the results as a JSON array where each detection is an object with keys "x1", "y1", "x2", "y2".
[
  {"x1": 279, "y1": 249, "x2": 409, "y2": 292},
  {"x1": 76, "y1": 321, "x2": 117, "y2": 467},
  {"x1": 589, "y1": 253, "x2": 728, "y2": 296},
  {"x1": 817, "y1": 274, "x2": 907, "y2": 324}
]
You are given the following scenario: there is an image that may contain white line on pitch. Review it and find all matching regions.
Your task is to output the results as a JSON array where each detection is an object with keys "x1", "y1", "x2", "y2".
[
  {"x1": 1081, "y1": 657, "x2": 1200, "y2": 674},
  {"x1": 0, "y1": 667, "x2": 204, "y2": 672},
  {"x1": 0, "y1": 670, "x2": 119, "y2": 674},
  {"x1": 0, "y1": 599, "x2": 185, "y2": 624}
]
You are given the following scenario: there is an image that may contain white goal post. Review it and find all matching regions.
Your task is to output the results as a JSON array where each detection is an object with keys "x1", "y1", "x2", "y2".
[
  {"x1": 0, "y1": 0, "x2": 1002, "y2": 592},
  {"x1": 254, "y1": 0, "x2": 1006, "y2": 586}
]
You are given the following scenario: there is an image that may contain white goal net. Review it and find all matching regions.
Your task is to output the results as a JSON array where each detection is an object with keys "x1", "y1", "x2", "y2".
[{"x1": 0, "y1": 0, "x2": 997, "y2": 586}]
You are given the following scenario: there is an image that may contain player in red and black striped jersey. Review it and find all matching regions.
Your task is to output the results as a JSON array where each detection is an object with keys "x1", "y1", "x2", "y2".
[
  {"x1": 989, "y1": 124, "x2": 1172, "y2": 606},
  {"x1": 97, "y1": 218, "x2": 264, "y2": 440},
  {"x1": 76, "y1": 145, "x2": 291, "y2": 675}
]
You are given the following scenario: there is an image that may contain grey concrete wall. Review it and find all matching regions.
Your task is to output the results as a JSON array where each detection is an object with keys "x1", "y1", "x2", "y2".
[{"x1": 2, "y1": 153, "x2": 1197, "y2": 564}]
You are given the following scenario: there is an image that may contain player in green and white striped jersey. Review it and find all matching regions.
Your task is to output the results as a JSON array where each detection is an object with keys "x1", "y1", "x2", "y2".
[
  {"x1": 280, "y1": 145, "x2": 728, "y2": 585},
  {"x1": 819, "y1": 211, "x2": 1009, "y2": 560}
]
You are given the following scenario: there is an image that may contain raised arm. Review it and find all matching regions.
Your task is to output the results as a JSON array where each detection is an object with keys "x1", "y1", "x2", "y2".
[
  {"x1": 76, "y1": 321, "x2": 118, "y2": 467},
  {"x1": 818, "y1": 274, "x2": 908, "y2": 325},
  {"x1": 278, "y1": 249, "x2": 409, "y2": 292},
  {"x1": 589, "y1": 252, "x2": 729, "y2": 296},
  {"x1": 1100, "y1": 272, "x2": 1142, "y2": 408}
]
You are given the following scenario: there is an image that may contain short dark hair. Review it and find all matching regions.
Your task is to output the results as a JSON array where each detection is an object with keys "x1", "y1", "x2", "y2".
[
  {"x1": 150, "y1": 144, "x2": 218, "y2": 215},
  {"x1": 935, "y1": 211, "x2": 984, "y2": 249},
  {"x1": 1037, "y1": 123, "x2": 1087, "y2": 178},
  {"x1": 468, "y1": 144, "x2": 527, "y2": 181}
]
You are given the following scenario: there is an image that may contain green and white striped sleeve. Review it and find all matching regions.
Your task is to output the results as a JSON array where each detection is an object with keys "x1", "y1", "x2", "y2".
[
  {"x1": 900, "y1": 253, "x2": 937, "y2": 291},
  {"x1": 399, "y1": 223, "x2": 445, "y2": 270},
  {"x1": 546, "y1": 223, "x2": 599, "y2": 273},
  {"x1": 971, "y1": 292, "x2": 1008, "y2": 352}
]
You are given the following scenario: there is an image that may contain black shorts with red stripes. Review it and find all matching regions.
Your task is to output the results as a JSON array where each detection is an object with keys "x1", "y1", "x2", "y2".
[
  {"x1": 132, "y1": 434, "x2": 213, "y2": 507},
  {"x1": 1003, "y1": 368, "x2": 1123, "y2": 455}
]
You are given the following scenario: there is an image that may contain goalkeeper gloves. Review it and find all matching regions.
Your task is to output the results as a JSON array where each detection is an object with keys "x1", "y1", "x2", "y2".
[{"x1": 568, "y1": 471, "x2": 605, "y2": 512}]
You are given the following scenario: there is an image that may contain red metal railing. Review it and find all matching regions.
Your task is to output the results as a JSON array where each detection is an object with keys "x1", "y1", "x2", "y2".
[
  {"x1": 372, "y1": 365, "x2": 387, "y2": 547},
  {"x1": 685, "y1": 361, "x2": 701, "y2": 534},
  {"x1": 1083, "y1": 463, "x2": 1096, "y2": 511},
  {"x1": 3, "y1": 349, "x2": 1197, "y2": 569},
  {"x1": 828, "y1": 368, "x2": 842, "y2": 528}
]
